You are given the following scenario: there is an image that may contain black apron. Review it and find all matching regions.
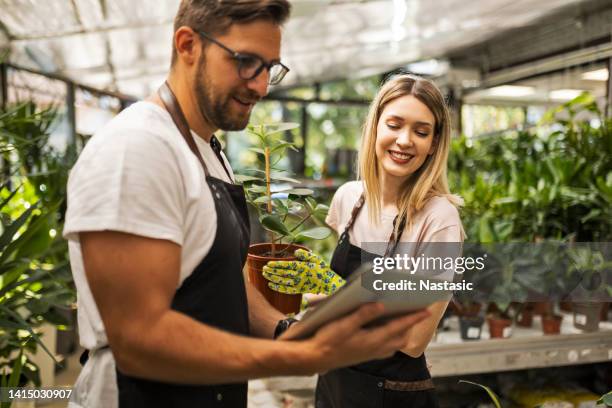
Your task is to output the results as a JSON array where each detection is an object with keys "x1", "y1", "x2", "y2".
[
  {"x1": 114, "y1": 82, "x2": 251, "y2": 407},
  {"x1": 315, "y1": 194, "x2": 439, "y2": 408}
]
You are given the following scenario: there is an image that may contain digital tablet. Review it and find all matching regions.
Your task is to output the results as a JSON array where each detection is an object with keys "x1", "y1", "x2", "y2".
[{"x1": 281, "y1": 263, "x2": 453, "y2": 340}]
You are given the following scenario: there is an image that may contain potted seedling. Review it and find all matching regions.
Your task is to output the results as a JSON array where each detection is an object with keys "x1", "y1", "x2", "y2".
[
  {"x1": 484, "y1": 244, "x2": 543, "y2": 338},
  {"x1": 453, "y1": 298, "x2": 485, "y2": 341},
  {"x1": 236, "y1": 123, "x2": 331, "y2": 314},
  {"x1": 452, "y1": 245, "x2": 489, "y2": 340},
  {"x1": 526, "y1": 242, "x2": 566, "y2": 335},
  {"x1": 565, "y1": 246, "x2": 612, "y2": 332}
]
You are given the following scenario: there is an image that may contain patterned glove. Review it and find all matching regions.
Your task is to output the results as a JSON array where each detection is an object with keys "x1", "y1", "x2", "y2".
[{"x1": 263, "y1": 249, "x2": 346, "y2": 295}]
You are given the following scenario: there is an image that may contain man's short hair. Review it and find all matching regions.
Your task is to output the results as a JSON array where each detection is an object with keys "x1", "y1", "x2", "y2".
[{"x1": 171, "y1": 0, "x2": 291, "y2": 66}]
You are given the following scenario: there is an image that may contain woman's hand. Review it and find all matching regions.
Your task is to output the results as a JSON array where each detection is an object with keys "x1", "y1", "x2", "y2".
[{"x1": 263, "y1": 249, "x2": 346, "y2": 295}]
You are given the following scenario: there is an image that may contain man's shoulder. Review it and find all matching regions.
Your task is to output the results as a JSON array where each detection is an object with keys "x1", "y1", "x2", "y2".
[
  {"x1": 94, "y1": 101, "x2": 171, "y2": 140},
  {"x1": 80, "y1": 102, "x2": 181, "y2": 160}
]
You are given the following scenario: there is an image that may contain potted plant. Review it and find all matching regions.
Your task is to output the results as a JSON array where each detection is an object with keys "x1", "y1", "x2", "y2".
[
  {"x1": 450, "y1": 244, "x2": 490, "y2": 340},
  {"x1": 1, "y1": 101, "x2": 75, "y2": 406},
  {"x1": 484, "y1": 244, "x2": 545, "y2": 339},
  {"x1": 564, "y1": 246, "x2": 612, "y2": 332},
  {"x1": 236, "y1": 123, "x2": 331, "y2": 314},
  {"x1": 533, "y1": 242, "x2": 567, "y2": 335},
  {"x1": 454, "y1": 299, "x2": 485, "y2": 341}
]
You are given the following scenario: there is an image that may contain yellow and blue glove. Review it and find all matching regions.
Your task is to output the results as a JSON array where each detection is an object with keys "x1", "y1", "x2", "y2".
[{"x1": 263, "y1": 249, "x2": 346, "y2": 295}]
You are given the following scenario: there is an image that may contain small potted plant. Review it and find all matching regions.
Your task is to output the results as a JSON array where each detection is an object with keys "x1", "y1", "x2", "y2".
[
  {"x1": 565, "y1": 246, "x2": 612, "y2": 332},
  {"x1": 452, "y1": 245, "x2": 489, "y2": 340},
  {"x1": 236, "y1": 123, "x2": 331, "y2": 314},
  {"x1": 535, "y1": 243, "x2": 566, "y2": 335},
  {"x1": 484, "y1": 244, "x2": 543, "y2": 339},
  {"x1": 453, "y1": 298, "x2": 485, "y2": 341}
]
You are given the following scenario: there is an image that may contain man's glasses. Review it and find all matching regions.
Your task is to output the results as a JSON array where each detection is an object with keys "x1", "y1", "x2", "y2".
[{"x1": 195, "y1": 29, "x2": 289, "y2": 86}]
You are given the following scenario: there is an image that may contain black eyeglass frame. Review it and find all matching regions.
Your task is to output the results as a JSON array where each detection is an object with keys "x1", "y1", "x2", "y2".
[{"x1": 194, "y1": 29, "x2": 289, "y2": 85}]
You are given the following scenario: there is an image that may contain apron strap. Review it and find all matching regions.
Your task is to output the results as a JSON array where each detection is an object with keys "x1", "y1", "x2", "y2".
[
  {"x1": 343, "y1": 193, "x2": 365, "y2": 233},
  {"x1": 209, "y1": 135, "x2": 233, "y2": 181},
  {"x1": 344, "y1": 190, "x2": 406, "y2": 258},
  {"x1": 158, "y1": 81, "x2": 232, "y2": 181}
]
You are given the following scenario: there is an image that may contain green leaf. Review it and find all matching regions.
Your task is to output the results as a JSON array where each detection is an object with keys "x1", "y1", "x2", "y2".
[
  {"x1": 270, "y1": 174, "x2": 301, "y2": 184},
  {"x1": 0, "y1": 201, "x2": 39, "y2": 252},
  {"x1": 296, "y1": 227, "x2": 331, "y2": 241},
  {"x1": 7, "y1": 351, "x2": 24, "y2": 389},
  {"x1": 270, "y1": 141, "x2": 298, "y2": 154},
  {"x1": 247, "y1": 185, "x2": 267, "y2": 194},
  {"x1": 597, "y1": 390, "x2": 612, "y2": 406},
  {"x1": 0, "y1": 184, "x2": 23, "y2": 211},
  {"x1": 458, "y1": 380, "x2": 502, "y2": 408},
  {"x1": 478, "y1": 217, "x2": 495, "y2": 243},
  {"x1": 253, "y1": 196, "x2": 271, "y2": 204},
  {"x1": 282, "y1": 188, "x2": 314, "y2": 196},
  {"x1": 262, "y1": 122, "x2": 299, "y2": 135},
  {"x1": 305, "y1": 197, "x2": 317, "y2": 211},
  {"x1": 248, "y1": 147, "x2": 265, "y2": 155},
  {"x1": 272, "y1": 199, "x2": 289, "y2": 214},
  {"x1": 314, "y1": 204, "x2": 329, "y2": 214},
  {"x1": 259, "y1": 214, "x2": 291, "y2": 237},
  {"x1": 234, "y1": 174, "x2": 261, "y2": 183},
  {"x1": 0, "y1": 305, "x2": 57, "y2": 363}
]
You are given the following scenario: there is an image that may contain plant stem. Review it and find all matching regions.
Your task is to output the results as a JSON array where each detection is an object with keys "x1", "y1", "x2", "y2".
[
  {"x1": 265, "y1": 146, "x2": 275, "y2": 256},
  {"x1": 290, "y1": 212, "x2": 312, "y2": 233}
]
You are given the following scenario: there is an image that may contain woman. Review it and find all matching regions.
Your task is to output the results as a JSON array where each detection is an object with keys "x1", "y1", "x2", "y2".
[{"x1": 264, "y1": 73, "x2": 464, "y2": 407}]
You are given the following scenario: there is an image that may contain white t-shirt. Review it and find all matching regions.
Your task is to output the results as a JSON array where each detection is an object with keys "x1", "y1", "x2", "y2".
[
  {"x1": 326, "y1": 181, "x2": 464, "y2": 280},
  {"x1": 63, "y1": 101, "x2": 233, "y2": 408}
]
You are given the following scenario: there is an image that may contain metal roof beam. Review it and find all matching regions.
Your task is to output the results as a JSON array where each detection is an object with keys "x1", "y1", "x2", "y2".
[{"x1": 10, "y1": 20, "x2": 173, "y2": 42}]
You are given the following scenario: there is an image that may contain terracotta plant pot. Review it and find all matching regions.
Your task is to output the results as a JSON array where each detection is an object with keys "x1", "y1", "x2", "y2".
[
  {"x1": 487, "y1": 316, "x2": 512, "y2": 339},
  {"x1": 600, "y1": 302, "x2": 609, "y2": 322},
  {"x1": 572, "y1": 302, "x2": 602, "y2": 332},
  {"x1": 459, "y1": 316, "x2": 484, "y2": 341},
  {"x1": 516, "y1": 306, "x2": 534, "y2": 328},
  {"x1": 246, "y1": 243, "x2": 306, "y2": 315},
  {"x1": 532, "y1": 301, "x2": 554, "y2": 316},
  {"x1": 559, "y1": 300, "x2": 573, "y2": 312},
  {"x1": 541, "y1": 314, "x2": 563, "y2": 335}
]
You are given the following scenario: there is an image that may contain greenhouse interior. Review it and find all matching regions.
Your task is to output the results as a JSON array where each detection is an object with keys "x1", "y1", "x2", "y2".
[{"x1": 0, "y1": 0, "x2": 611, "y2": 407}]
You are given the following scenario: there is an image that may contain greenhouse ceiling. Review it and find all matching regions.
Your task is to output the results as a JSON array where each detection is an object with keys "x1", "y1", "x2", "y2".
[{"x1": 0, "y1": 0, "x2": 593, "y2": 98}]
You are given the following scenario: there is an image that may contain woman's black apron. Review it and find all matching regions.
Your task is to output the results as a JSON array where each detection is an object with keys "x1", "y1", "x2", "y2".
[
  {"x1": 315, "y1": 194, "x2": 439, "y2": 408},
  {"x1": 114, "y1": 82, "x2": 251, "y2": 407}
]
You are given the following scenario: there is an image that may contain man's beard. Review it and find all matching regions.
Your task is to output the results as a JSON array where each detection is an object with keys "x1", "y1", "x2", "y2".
[{"x1": 194, "y1": 55, "x2": 258, "y2": 131}]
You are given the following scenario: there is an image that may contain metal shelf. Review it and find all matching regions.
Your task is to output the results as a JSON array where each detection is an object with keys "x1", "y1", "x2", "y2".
[
  {"x1": 428, "y1": 313, "x2": 612, "y2": 377},
  {"x1": 259, "y1": 313, "x2": 612, "y2": 397}
]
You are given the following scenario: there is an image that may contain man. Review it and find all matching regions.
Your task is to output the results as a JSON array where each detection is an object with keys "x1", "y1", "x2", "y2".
[{"x1": 64, "y1": 1, "x2": 428, "y2": 407}]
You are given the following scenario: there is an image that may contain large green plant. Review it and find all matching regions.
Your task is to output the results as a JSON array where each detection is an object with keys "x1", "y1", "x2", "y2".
[
  {"x1": 449, "y1": 93, "x2": 611, "y2": 243},
  {"x1": 0, "y1": 101, "x2": 75, "y2": 404},
  {"x1": 236, "y1": 123, "x2": 331, "y2": 256}
]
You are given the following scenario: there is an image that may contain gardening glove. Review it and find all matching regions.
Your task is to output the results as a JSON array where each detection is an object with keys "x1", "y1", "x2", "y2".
[{"x1": 263, "y1": 249, "x2": 346, "y2": 295}]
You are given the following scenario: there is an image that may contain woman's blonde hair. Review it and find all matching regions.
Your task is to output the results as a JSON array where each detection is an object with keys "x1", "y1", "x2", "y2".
[{"x1": 358, "y1": 73, "x2": 462, "y2": 237}]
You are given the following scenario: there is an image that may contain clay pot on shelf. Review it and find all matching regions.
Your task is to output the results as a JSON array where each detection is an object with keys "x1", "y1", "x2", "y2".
[
  {"x1": 459, "y1": 316, "x2": 485, "y2": 341},
  {"x1": 559, "y1": 300, "x2": 573, "y2": 312},
  {"x1": 246, "y1": 243, "x2": 306, "y2": 315},
  {"x1": 487, "y1": 315, "x2": 512, "y2": 339},
  {"x1": 532, "y1": 301, "x2": 554, "y2": 316},
  {"x1": 515, "y1": 304, "x2": 534, "y2": 328},
  {"x1": 600, "y1": 302, "x2": 609, "y2": 322},
  {"x1": 541, "y1": 313, "x2": 563, "y2": 335},
  {"x1": 572, "y1": 302, "x2": 602, "y2": 332}
]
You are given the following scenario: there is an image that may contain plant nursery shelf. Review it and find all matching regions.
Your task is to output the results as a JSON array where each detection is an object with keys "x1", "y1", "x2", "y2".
[{"x1": 428, "y1": 314, "x2": 612, "y2": 377}]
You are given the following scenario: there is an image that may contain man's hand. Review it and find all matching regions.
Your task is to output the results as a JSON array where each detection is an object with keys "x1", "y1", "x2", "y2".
[{"x1": 281, "y1": 304, "x2": 430, "y2": 373}]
